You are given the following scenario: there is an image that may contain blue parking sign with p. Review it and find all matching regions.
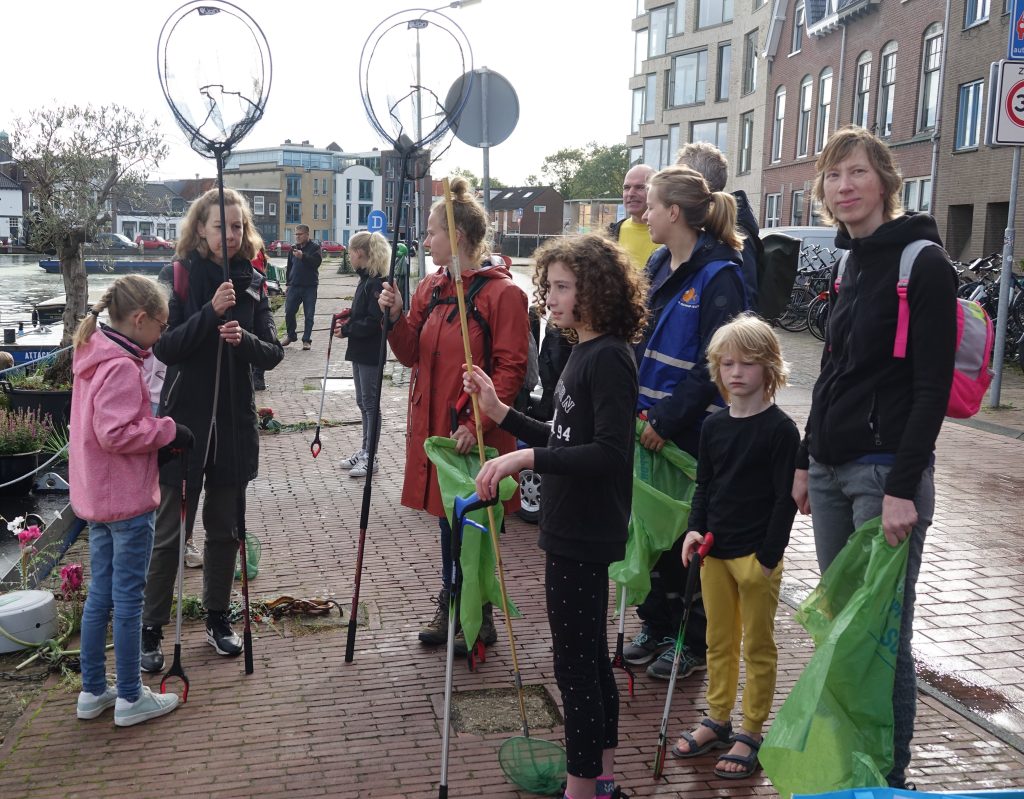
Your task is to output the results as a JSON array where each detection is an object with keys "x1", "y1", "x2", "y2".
[
  {"x1": 1009, "y1": 0, "x2": 1024, "y2": 60},
  {"x1": 367, "y1": 210, "x2": 386, "y2": 233}
]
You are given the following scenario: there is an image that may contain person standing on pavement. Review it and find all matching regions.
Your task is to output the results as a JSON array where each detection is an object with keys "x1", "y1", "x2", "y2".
[
  {"x1": 69, "y1": 275, "x2": 188, "y2": 727},
  {"x1": 608, "y1": 164, "x2": 659, "y2": 270},
  {"x1": 791, "y1": 125, "x2": 956, "y2": 790},
  {"x1": 677, "y1": 141, "x2": 762, "y2": 310},
  {"x1": 283, "y1": 224, "x2": 322, "y2": 350},
  {"x1": 622, "y1": 164, "x2": 748, "y2": 681},
  {"x1": 378, "y1": 176, "x2": 529, "y2": 653},
  {"x1": 336, "y1": 231, "x2": 389, "y2": 479},
  {"x1": 140, "y1": 188, "x2": 284, "y2": 671},
  {"x1": 464, "y1": 234, "x2": 647, "y2": 799}
]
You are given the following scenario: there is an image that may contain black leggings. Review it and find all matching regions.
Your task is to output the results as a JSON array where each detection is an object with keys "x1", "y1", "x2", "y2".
[{"x1": 546, "y1": 553, "x2": 619, "y2": 779}]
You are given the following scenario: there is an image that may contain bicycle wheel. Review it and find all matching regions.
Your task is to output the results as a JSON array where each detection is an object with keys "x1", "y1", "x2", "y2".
[
  {"x1": 807, "y1": 295, "x2": 829, "y2": 341},
  {"x1": 777, "y1": 287, "x2": 812, "y2": 332}
]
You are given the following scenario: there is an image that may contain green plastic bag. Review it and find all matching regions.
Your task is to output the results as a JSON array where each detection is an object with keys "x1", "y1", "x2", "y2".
[
  {"x1": 608, "y1": 419, "x2": 697, "y2": 606},
  {"x1": 234, "y1": 533, "x2": 261, "y2": 581},
  {"x1": 423, "y1": 436, "x2": 520, "y2": 648},
  {"x1": 760, "y1": 518, "x2": 910, "y2": 799}
]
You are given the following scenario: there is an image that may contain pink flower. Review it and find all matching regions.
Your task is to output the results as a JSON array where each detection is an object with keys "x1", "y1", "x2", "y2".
[
  {"x1": 17, "y1": 525, "x2": 41, "y2": 548},
  {"x1": 60, "y1": 563, "x2": 84, "y2": 595}
]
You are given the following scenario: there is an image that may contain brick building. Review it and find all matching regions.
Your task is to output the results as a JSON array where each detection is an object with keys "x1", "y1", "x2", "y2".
[{"x1": 761, "y1": 0, "x2": 943, "y2": 232}]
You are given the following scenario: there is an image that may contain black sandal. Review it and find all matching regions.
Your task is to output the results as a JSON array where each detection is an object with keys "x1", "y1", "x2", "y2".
[
  {"x1": 713, "y1": 732, "x2": 762, "y2": 779},
  {"x1": 671, "y1": 717, "x2": 733, "y2": 758}
]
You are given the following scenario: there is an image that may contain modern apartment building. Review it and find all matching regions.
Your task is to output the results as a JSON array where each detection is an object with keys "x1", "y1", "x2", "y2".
[{"x1": 628, "y1": 0, "x2": 774, "y2": 211}]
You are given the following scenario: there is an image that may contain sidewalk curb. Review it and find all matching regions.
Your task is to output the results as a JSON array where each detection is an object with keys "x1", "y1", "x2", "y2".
[{"x1": 947, "y1": 416, "x2": 1024, "y2": 440}]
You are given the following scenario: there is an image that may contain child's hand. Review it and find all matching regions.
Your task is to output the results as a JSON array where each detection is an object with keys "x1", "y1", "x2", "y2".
[
  {"x1": 462, "y1": 364, "x2": 508, "y2": 423},
  {"x1": 212, "y1": 281, "x2": 236, "y2": 316},
  {"x1": 681, "y1": 531, "x2": 703, "y2": 566},
  {"x1": 761, "y1": 563, "x2": 774, "y2": 579},
  {"x1": 218, "y1": 320, "x2": 243, "y2": 347},
  {"x1": 792, "y1": 468, "x2": 810, "y2": 514},
  {"x1": 451, "y1": 424, "x2": 475, "y2": 454},
  {"x1": 378, "y1": 281, "x2": 403, "y2": 323},
  {"x1": 476, "y1": 449, "x2": 532, "y2": 500}
]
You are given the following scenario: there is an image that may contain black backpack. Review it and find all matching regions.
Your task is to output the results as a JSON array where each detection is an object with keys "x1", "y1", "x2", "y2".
[{"x1": 756, "y1": 232, "x2": 801, "y2": 321}]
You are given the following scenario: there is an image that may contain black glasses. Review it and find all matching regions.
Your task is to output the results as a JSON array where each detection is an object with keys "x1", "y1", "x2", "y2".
[{"x1": 151, "y1": 316, "x2": 169, "y2": 332}]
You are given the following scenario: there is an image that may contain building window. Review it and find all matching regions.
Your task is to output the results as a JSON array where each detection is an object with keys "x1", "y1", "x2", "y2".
[
  {"x1": 629, "y1": 145, "x2": 643, "y2": 165},
  {"x1": 635, "y1": 28, "x2": 649, "y2": 74},
  {"x1": 903, "y1": 177, "x2": 933, "y2": 212},
  {"x1": 168, "y1": 224, "x2": 176, "y2": 239},
  {"x1": 878, "y1": 42, "x2": 897, "y2": 137},
  {"x1": 313, "y1": 204, "x2": 319, "y2": 221},
  {"x1": 816, "y1": 67, "x2": 833, "y2": 152},
  {"x1": 791, "y1": 3, "x2": 804, "y2": 53},
  {"x1": 345, "y1": 205, "x2": 351, "y2": 225},
  {"x1": 359, "y1": 180, "x2": 374, "y2": 202},
  {"x1": 649, "y1": 6, "x2": 674, "y2": 57},
  {"x1": 286, "y1": 202, "x2": 301, "y2": 224},
  {"x1": 698, "y1": 0, "x2": 733, "y2": 28},
  {"x1": 358, "y1": 204, "x2": 372, "y2": 226},
  {"x1": 670, "y1": 50, "x2": 708, "y2": 106},
  {"x1": 919, "y1": 24, "x2": 943, "y2": 132},
  {"x1": 669, "y1": 124, "x2": 681, "y2": 162},
  {"x1": 738, "y1": 111, "x2": 754, "y2": 174},
  {"x1": 644, "y1": 136, "x2": 670, "y2": 170},
  {"x1": 791, "y1": 190, "x2": 805, "y2": 225},
  {"x1": 645, "y1": 73, "x2": 657, "y2": 122},
  {"x1": 253, "y1": 195, "x2": 265, "y2": 215},
  {"x1": 742, "y1": 30, "x2": 758, "y2": 95},
  {"x1": 345, "y1": 179, "x2": 352, "y2": 201},
  {"x1": 676, "y1": 0, "x2": 687, "y2": 33},
  {"x1": 956, "y1": 79, "x2": 984, "y2": 150},
  {"x1": 286, "y1": 175, "x2": 301, "y2": 198},
  {"x1": 853, "y1": 52, "x2": 872, "y2": 129},
  {"x1": 632, "y1": 88, "x2": 645, "y2": 133},
  {"x1": 268, "y1": 202, "x2": 277, "y2": 216},
  {"x1": 313, "y1": 178, "x2": 319, "y2": 195},
  {"x1": 322, "y1": 203, "x2": 327, "y2": 220},
  {"x1": 771, "y1": 87, "x2": 786, "y2": 163},
  {"x1": 796, "y1": 75, "x2": 813, "y2": 158},
  {"x1": 691, "y1": 119, "x2": 728, "y2": 153},
  {"x1": 965, "y1": 0, "x2": 989, "y2": 26},
  {"x1": 765, "y1": 193, "x2": 781, "y2": 227},
  {"x1": 716, "y1": 42, "x2": 731, "y2": 101}
]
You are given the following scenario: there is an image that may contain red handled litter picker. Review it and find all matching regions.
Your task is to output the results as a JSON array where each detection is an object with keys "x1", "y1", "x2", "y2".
[{"x1": 160, "y1": 447, "x2": 191, "y2": 702}]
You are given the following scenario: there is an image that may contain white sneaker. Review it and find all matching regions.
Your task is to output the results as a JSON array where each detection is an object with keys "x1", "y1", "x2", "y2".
[
  {"x1": 114, "y1": 686, "x2": 179, "y2": 727},
  {"x1": 349, "y1": 453, "x2": 378, "y2": 478},
  {"x1": 339, "y1": 450, "x2": 365, "y2": 471},
  {"x1": 76, "y1": 686, "x2": 118, "y2": 719},
  {"x1": 184, "y1": 539, "x2": 203, "y2": 568}
]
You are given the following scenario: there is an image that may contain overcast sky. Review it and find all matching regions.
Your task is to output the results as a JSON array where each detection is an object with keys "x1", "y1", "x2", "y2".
[{"x1": 2, "y1": 1, "x2": 633, "y2": 187}]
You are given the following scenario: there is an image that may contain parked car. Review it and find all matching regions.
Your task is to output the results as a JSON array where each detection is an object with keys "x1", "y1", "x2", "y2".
[
  {"x1": 320, "y1": 240, "x2": 346, "y2": 254},
  {"x1": 268, "y1": 240, "x2": 292, "y2": 254},
  {"x1": 91, "y1": 232, "x2": 137, "y2": 250},
  {"x1": 135, "y1": 234, "x2": 173, "y2": 251}
]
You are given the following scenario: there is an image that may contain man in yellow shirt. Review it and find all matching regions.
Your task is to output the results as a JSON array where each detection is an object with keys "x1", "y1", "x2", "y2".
[{"x1": 608, "y1": 163, "x2": 658, "y2": 269}]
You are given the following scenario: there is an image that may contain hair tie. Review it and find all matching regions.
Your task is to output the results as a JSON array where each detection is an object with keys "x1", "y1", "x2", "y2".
[{"x1": 90, "y1": 309, "x2": 100, "y2": 317}]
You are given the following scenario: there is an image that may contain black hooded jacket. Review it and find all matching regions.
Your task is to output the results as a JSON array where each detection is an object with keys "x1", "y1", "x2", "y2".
[{"x1": 797, "y1": 213, "x2": 956, "y2": 499}]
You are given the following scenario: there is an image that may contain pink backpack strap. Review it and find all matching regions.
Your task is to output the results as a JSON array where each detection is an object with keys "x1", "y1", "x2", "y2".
[
  {"x1": 834, "y1": 250, "x2": 850, "y2": 293},
  {"x1": 893, "y1": 240, "x2": 943, "y2": 359}
]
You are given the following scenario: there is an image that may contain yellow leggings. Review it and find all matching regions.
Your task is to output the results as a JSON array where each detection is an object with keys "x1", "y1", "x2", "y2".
[{"x1": 701, "y1": 553, "x2": 782, "y2": 734}]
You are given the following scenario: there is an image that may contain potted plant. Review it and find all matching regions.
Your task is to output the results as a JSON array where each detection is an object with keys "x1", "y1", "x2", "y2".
[
  {"x1": 0, "y1": 364, "x2": 72, "y2": 429},
  {"x1": 0, "y1": 408, "x2": 53, "y2": 496}
]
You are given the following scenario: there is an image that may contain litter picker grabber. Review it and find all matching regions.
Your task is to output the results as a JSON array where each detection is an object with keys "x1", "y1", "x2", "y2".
[
  {"x1": 439, "y1": 492, "x2": 498, "y2": 799},
  {"x1": 310, "y1": 311, "x2": 349, "y2": 458},
  {"x1": 161, "y1": 447, "x2": 191, "y2": 702},
  {"x1": 653, "y1": 532, "x2": 714, "y2": 780},
  {"x1": 611, "y1": 589, "x2": 636, "y2": 698}
]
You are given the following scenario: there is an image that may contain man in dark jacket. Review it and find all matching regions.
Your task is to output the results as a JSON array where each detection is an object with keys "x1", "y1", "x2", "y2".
[
  {"x1": 283, "y1": 225, "x2": 323, "y2": 350},
  {"x1": 677, "y1": 141, "x2": 762, "y2": 310}
]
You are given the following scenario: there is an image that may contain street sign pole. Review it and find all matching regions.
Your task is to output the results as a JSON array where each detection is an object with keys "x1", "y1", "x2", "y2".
[{"x1": 991, "y1": 145, "x2": 1020, "y2": 407}]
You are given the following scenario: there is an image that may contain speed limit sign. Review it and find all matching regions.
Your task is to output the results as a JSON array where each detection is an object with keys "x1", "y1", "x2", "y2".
[{"x1": 992, "y1": 60, "x2": 1024, "y2": 144}]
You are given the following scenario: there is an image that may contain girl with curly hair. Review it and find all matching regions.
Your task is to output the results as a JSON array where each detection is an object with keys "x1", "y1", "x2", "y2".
[{"x1": 464, "y1": 233, "x2": 647, "y2": 799}]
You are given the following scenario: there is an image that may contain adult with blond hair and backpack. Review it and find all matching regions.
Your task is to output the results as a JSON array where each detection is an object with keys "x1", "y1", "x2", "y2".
[{"x1": 791, "y1": 125, "x2": 958, "y2": 790}]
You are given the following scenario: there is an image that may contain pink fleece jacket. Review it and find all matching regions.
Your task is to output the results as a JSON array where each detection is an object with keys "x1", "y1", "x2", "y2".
[{"x1": 69, "y1": 327, "x2": 177, "y2": 523}]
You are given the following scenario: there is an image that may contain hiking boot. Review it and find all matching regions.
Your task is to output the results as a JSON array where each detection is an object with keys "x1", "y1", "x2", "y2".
[
  {"x1": 622, "y1": 626, "x2": 673, "y2": 665},
  {"x1": 453, "y1": 603, "x2": 498, "y2": 655},
  {"x1": 206, "y1": 611, "x2": 243, "y2": 657},
  {"x1": 76, "y1": 686, "x2": 117, "y2": 720},
  {"x1": 302, "y1": 342, "x2": 311, "y2": 350},
  {"x1": 140, "y1": 625, "x2": 164, "y2": 673},
  {"x1": 647, "y1": 644, "x2": 707, "y2": 681},
  {"x1": 349, "y1": 452, "x2": 378, "y2": 478},
  {"x1": 114, "y1": 685, "x2": 179, "y2": 727},
  {"x1": 418, "y1": 589, "x2": 453, "y2": 645},
  {"x1": 339, "y1": 450, "x2": 365, "y2": 471},
  {"x1": 282, "y1": 337, "x2": 297, "y2": 347},
  {"x1": 184, "y1": 539, "x2": 203, "y2": 568}
]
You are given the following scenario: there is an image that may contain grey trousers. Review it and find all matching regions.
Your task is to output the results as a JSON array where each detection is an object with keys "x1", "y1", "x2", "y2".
[
  {"x1": 142, "y1": 480, "x2": 244, "y2": 626},
  {"x1": 808, "y1": 458, "x2": 934, "y2": 785}
]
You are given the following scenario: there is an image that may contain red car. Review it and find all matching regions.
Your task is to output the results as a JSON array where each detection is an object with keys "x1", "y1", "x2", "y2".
[
  {"x1": 135, "y1": 234, "x2": 173, "y2": 251},
  {"x1": 268, "y1": 240, "x2": 292, "y2": 253},
  {"x1": 320, "y1": 240, "x2": 346, "y2": 255}
]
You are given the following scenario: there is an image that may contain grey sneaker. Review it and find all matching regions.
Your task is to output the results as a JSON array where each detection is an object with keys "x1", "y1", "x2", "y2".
[
  {"x1": 339, "y1": 450, "x2": 365, "y2": 471},
  {"x1": 114, "y1": 685, "x2": 179, "y2": 727},
  {"x1": 622, "y1": 627, "x2": 674, "y2": 665},
  {"x1": 349, "y1": 453, "x2": 378, "y2": 478},
  {"x1": 184, "y1": 539, "x2": 203, "y2": 568},
  {"x1": 140, "y1": 625, "x2": 164, "y2": 673},
  {"x1": 76, "y1": 686, "x2": 117, "y2": 720},
  {"x1": 418, "y1": 589, "x2": 452, "y2": 645},
  {"x1": 647, "y1": 644, "x2": 707, "y2": 681}
]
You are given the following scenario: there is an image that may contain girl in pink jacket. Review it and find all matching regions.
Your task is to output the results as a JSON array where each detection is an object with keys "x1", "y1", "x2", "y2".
[{"x1": 70, "y1": 275, "x2": 192, "y2": 727}]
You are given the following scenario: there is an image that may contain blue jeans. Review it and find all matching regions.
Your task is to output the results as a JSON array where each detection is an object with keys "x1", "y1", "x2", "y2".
[
  {"x1": 808, "y1": 458, "x2": 934, "y2": 785},
  {"x1": 284, "y1": 284, "x2": 318, "y2": 343},
  {"x1": 351, "y1": 361, "x2": 380, "y2": 453},
  {"x1": 79, "y1": 512, "x2": 156, "y2": 702}
]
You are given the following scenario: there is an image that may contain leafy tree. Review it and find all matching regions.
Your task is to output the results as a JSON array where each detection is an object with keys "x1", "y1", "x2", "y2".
[
  {"x1": 449, "y1": 166, "x2": 506, "y2": 190},
  {"x1": 539, "y1": 142, "x2": 628, "y2": 199},
  {"x1": 12, "y1": 104, "x2": 168, "y2": 378}
]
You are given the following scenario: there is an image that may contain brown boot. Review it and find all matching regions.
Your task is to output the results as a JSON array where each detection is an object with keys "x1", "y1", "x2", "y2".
[
  {"x1": 453, "y1": 603, "x2": 498, "y2": 655},
  {"x1": 418, "y1": 589, "x2": 453, "y2": 645}
]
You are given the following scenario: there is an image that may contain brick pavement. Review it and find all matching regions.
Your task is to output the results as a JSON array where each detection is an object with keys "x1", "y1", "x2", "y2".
[{"x1": 0, "y1": 267, "x2": 1022, "y2": 798}]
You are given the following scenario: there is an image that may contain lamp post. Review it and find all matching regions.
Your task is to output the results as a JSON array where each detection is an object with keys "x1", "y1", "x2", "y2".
[{"x1": 408, "y1": 0, "x2": 482, "y2": 280}]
